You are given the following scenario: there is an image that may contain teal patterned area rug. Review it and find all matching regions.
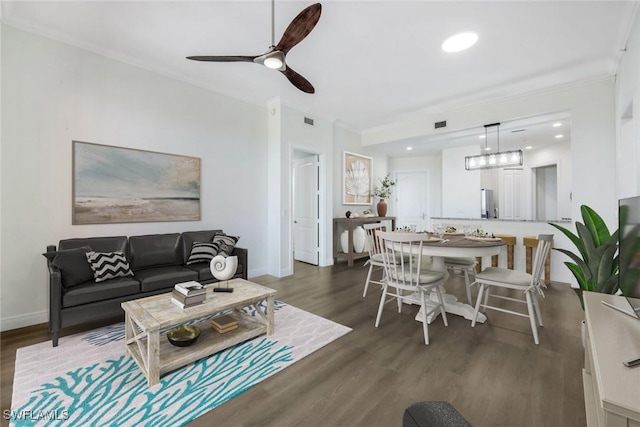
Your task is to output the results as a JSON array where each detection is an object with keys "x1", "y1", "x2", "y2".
[{"x1": 10, "y1": 301, "x2": 350, "y2": 426}]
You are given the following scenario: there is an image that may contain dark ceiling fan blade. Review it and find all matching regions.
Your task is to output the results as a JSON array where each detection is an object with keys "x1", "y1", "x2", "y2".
[
  {"x1": 186, "y1": 55, "x2": 257, "y2": 62},
  {"x1": 281, "y1": 66, "x2": 315, "y2": 94},
  {"x1": 275, "y1": 3, "x2": 322, "y2": 54}
]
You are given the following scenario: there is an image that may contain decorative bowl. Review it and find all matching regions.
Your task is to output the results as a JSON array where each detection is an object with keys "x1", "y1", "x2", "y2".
[{"x1": 166, "y1": 325, "x2": 201, "y2": 347}]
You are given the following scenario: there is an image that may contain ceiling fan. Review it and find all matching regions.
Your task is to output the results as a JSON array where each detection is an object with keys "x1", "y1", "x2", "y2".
[{"x1": 187, "y1": 1, "x2": 322, "y2": 94}]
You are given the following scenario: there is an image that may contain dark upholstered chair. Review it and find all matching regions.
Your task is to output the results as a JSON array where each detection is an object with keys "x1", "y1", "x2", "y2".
[{"x1": 403, "y1": 401, "x2": 472, "y2": 427}]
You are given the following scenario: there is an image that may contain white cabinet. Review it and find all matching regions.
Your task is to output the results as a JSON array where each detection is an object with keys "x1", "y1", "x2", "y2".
[
  {"x1": 499, "y1": 168, "x2": 524, "y2": 220},
  {"x1": 583, "y1": 292, "x2": 640, "y2": 427}
]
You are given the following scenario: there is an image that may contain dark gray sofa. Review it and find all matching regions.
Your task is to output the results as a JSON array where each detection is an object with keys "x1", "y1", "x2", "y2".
[{"x1": 46, "y1": 230, "x2": 247, "y2": 346}]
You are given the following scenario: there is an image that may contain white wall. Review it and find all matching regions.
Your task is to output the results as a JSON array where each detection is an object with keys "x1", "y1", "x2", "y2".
[
  {"x1": 616, "y1": 9, "x2": 640, "y2": 198},
  {"x1": 1, "y1": 25, "x2": 268, "y2": 330},
  {"x1": 282, "y1": 103, "x2": 334, "y2": 270},
  {"x1": 441, "y1": 145, "x2": 481, "y2": 218},
  {"x1": 267, "y1": 99, "x2": 335, "y2": 274}
]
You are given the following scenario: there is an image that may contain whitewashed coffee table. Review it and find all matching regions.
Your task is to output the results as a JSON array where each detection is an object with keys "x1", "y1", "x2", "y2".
[{"x1": 121, "y1": 278, "x2": 276, "y2": 386}]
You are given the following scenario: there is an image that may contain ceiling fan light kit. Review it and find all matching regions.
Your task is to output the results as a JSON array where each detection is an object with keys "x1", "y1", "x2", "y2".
[
  {"x1": 442, "y1": 31, "x2": 479, "y2": 53},
  {"x1": 186, "y1": 1, "x2": 321, "y2": 93},
  {"x1": 465, "y1": 122, "x2": 524, "y2": 170},
  {"x1": 257, "y1": 50, "x2": 286, "y2": 70}
]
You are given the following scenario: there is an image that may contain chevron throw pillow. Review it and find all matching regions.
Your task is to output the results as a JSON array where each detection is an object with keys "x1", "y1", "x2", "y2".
[{"x1": 86, "y1": 251, "x2": 134, "y2": 283}]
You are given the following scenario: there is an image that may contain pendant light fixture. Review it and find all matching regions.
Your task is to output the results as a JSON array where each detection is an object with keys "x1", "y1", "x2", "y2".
[{"x1": 465, "y1": 122, "x2": 523, "y2": 170}]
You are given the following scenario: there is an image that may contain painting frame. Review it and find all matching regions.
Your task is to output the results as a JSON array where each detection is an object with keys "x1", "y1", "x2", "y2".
[
  {"x1": 72, "y1": 141, "x2": 201, "y2": 225},
  {"x1": 342, "y1": 151, "x2": 373, "y2": 205}
]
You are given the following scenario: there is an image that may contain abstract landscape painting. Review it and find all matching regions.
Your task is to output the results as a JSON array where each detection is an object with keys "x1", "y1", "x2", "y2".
[{"x1": 73, "y1": 141, "x2": 200, "y2": 224}]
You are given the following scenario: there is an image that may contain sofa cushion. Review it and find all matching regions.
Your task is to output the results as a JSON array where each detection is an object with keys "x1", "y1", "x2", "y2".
[
  {"x1": 43, "y1": 246, "x2": 94, "y2": 288},
  {"x1": 186, "y1": 261, "x2": 243, "y2": 283},
  {"x1": 134, "y1": 266, "x2": 198, "y2": 292},
  {"x1": 186, "y1": 262, "x2": 214, "y2": 282},
  {"x1": 186, "y1": 242, "x2": 218, "y2": 265},
  {"x1": 181, "y1": 230, "x2": 222, "y2": 263},
  {"x1": 212, "y1": 234, "x2": 240, "y2": 257},
  {"x1": 129, "y1": 233, "x2": 183, "y2": 270},
  {"x1": 59, "y1": 236, "x2": 127, "y2": 253},
  {"x1": 86, "y1": 251, "x2": 134, "y2": 283},
  {"x1": 62, "y1": 277, "x2": 140, "y2": 308}
]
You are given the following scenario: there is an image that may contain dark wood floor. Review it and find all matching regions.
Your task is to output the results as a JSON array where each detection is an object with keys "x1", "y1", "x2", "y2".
[{"x1": 1, "y1": 261, "x2": 586, "y2": 427}]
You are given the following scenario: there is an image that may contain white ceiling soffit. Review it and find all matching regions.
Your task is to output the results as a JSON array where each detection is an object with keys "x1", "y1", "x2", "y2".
[
  {"x1": 376, "y1": 111, "x2": 573, "y2": 157},
  {"x1": 1, "y1": 1, "x2": 637, "y2": 134}
]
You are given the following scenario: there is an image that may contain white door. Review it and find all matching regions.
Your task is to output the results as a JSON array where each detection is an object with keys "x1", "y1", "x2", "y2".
[
  {"x1": 293, "y1": 155, "x2": 319, "y2": 265},
  {"x1": 395, "y1": 171, "x2": 429, "y2": 231}
]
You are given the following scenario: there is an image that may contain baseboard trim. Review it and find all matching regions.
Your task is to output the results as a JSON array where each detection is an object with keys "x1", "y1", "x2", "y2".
[
  {"x1": 320, "y1": 257, "x2": 334, "y2": 267},
  {"x1": 248, "y1": 267, "x2": 267, "y2": 278},
  {"x1": 1, "y1": 310, "x2": 48, "y2": 332}
]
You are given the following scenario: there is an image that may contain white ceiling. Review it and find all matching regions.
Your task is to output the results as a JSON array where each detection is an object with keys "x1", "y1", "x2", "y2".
[{"x1": 2, "y1": 0, "x2": 637, "y2": 140}]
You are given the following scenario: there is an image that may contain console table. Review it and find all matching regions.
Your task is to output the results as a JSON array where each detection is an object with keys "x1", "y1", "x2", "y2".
[
  {"x1": 333, "y1": 216, "x2": 396, "y2": 266},
  {"x1": 583, "y1": 292, "x2": 640, "y2": 426}
]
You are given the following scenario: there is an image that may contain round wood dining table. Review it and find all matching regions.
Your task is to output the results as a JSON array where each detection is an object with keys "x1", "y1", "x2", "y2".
[{"x1": 393, "y1": 233, "x2": 506, "y2": 324}]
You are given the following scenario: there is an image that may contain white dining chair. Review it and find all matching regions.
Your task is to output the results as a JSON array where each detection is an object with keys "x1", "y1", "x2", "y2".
[
  {"x1": 471, "y1": 234, "x2": 553, "y2": 344},
  {"x1": 444, "y1": 257, "x2": 477, "y2": 305},
  {"x1": 362, "y1": 223, "x2": 388, "y2": 297},
  {"x1": 375, "y1": 231, "x2": 448, "y2": 345}
]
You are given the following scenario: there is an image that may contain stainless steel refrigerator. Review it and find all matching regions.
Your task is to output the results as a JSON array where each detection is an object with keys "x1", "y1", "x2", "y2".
[{"x1": 481, "y1": 189, "x2": 495, "y2": 219}]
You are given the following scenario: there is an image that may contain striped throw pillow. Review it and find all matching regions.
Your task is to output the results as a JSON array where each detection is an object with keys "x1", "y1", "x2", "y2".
[
  {"x1": 86, "y1": 251, "x2": 134, "y2": 283},
  {"x1": 186, "y1": 242, "x2": 218, "y2": 265},
  {"x1": 212, "y1": 234, "x2": 240, "y2": 257}
]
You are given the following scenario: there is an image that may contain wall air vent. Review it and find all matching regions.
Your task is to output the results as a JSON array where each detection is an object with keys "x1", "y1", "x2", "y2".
[
  {"x1": 511, "y1": 129, "x2": 526, "y2": 133},
  {"x1": 304, "y1": 117, "x2": 314, "y2": 126},
  {"x1": 434, "y1": 120, "x2": 447, "y2": 129}
]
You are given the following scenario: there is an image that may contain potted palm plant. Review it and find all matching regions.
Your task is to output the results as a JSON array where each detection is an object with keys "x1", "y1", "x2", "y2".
[{"x1": 548, "y1": 205, "x2": 619, "y2": 310}]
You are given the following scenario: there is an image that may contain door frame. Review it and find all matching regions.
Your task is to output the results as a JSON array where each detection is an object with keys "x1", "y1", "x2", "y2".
[
  {"x1": 529, "y1": 160, "x2": 559, "y2": 221},
  {"x1": 292, "y1": 154, "x2": 319, "y2": 265}
]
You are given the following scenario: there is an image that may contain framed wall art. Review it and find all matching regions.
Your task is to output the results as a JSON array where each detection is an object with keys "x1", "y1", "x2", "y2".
[
  {"x1": 342, "y1": 151, "x2": 373, "y2": 205},
  {"x1": 72, "y1": 141, "x2": 201, "y2": 224}
]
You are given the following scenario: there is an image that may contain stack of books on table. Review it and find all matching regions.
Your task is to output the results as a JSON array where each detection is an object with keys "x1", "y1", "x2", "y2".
[
  {"x1": 171, "y1": 281, "x2": 206, "y2": 309},
  {"x1": 210, "y1": 314, "x2": 239, "y2": 334}
]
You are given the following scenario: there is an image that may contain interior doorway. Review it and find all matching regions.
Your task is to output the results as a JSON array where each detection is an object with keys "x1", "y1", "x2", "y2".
[
  {"x1": 533, "y1": 164, "x2": 558, "y2": 220},
  {"x1": 292, "y1": 151, "x2": 319, "y2": 266}
]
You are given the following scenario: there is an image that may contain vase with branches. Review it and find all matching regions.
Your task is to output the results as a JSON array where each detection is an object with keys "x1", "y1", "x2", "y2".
[{"x1": 373, "y1": 174, "x2": 395, "y2": 217}]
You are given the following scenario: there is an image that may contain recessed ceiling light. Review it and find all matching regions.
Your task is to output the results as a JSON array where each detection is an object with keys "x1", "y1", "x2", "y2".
[
  {"x1": 525, "y1": 146, "x2": 533, "y2": 150},
  {"x1": 484, "y1": 147, "x2": 491, "y2": 151},
  {"x1": 406, "y1": 146, "x2": 413, "y2": 151},
  {"x1": 555, "y1": 134, "x2": 564, "y2": 139},
  {"x1": 552, "y1": 122, "x2": 562, "y2": 127},
  {"x1": 479, "y1": 135, "x2": 486, "y2": 139},
  {"x1": 442, "y1": 32, "x2": 478, "y2": 53}
]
